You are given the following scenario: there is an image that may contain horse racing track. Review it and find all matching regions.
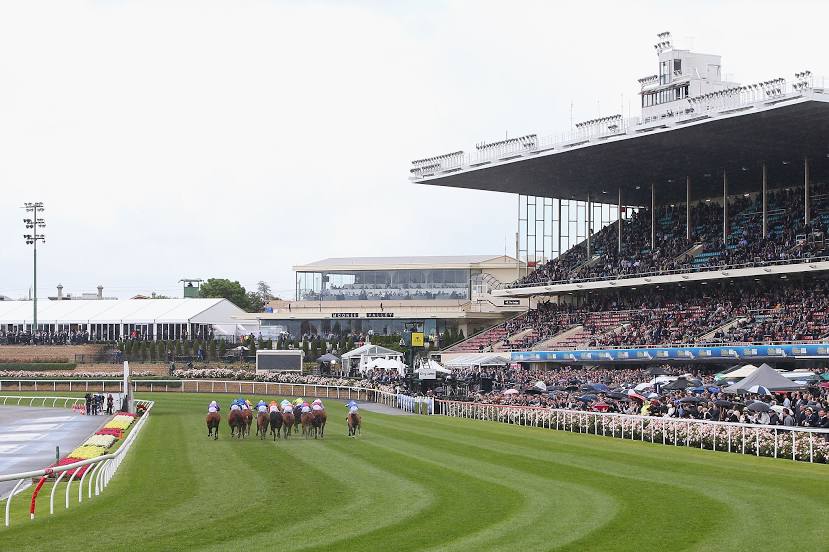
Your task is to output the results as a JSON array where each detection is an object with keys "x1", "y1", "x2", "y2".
[{"x1": 2, "y1": 392, "x2": 827, "y2": 552}]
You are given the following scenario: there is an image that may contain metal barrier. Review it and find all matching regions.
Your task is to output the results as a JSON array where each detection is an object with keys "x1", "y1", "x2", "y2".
[
  {"x1": 0, "y1": 396, "x2": 154, "y2": 527},
  {"x1": 433, "y1": 400, "x2": 829, "y2": 464}
]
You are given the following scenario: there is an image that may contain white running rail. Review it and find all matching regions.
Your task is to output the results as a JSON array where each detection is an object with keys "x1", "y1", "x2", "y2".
[{"x1": 0, "y1": 396, "x2": 154, "y2": 528}]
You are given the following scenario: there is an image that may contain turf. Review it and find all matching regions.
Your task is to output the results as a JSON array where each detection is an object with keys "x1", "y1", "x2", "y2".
[{"x1": 2, "y1": 392, "x2": 827, "y2": 552}]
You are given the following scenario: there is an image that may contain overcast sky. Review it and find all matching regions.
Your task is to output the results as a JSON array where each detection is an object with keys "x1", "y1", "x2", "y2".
[{"x1": 1, "y1": 0, "x2": 826, "y2": 300}]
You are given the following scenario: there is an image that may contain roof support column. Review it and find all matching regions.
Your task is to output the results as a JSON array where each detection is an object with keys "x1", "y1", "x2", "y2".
[
  {"x1": 617, "y1": 188, "x2": 622, "y2": 254},
  {"x1": 586, "y1": 193, "x2": 591, "y2": 258},
  {"x1": 804, "y1": 157, "x2": 811, "y2": 226},
  {"x1": 723, "y1": 171, "x2": 728, "y2": 244},
  {"x1": 651, "y1": 183, "x2": 655, "y2": 249},
  {"x1": 557, "y1": 198, "x2": 562, "y2": 259},
  {"x1": 686, "y1": 176, "x2": 691, "y2": 241},
  {"x1": 762, "y1": 161, "x2": 768, "y2": 237}
]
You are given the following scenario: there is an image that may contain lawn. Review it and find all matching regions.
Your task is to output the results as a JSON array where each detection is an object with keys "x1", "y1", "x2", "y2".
[{"x1": 2, "y1": 392, "x2": 827, "y2": 552}]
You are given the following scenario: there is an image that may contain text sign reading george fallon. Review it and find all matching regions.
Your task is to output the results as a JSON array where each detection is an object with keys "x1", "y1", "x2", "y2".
[{"x1": 331, "y1": 312, "x2": 394, "y2": 319}]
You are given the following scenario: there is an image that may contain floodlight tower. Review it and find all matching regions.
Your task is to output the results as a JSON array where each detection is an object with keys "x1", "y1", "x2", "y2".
[{"x1": 22, "y1": 202, "x2": 45, "y2": 336}]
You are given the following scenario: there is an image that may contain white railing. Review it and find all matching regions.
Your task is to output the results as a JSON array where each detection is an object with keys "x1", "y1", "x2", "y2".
[
  {"x1": 0, "y1": 396, "x2": 154, "y2": 527},
  {"x1": 433, "y1": 400, "x2": 829, "y2": 464},
  {"x1": 373, "y1": 390, "x2": 434, "y2": 414}
]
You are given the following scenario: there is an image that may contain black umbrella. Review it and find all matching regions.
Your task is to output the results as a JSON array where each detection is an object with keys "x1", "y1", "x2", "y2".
[
  {"x1": 580, "y1": 384, "x2": 595, "y2": 392},
  {"x1": 433, "y1": 387, "x2": 446, "y2": 395},
  {"x1": 607, "y1": 391, "x2": 628, "y2": 400},
  {"x1": 647, "y1": 366, "x2": 669, "y2": 376},
  {"x1": 662, "y1": 378, "x2": 692, "y2": 390},
  {"x1": 713, "y1": 399, "x2": 733, "y2": 408},
  {"x1": 524, "y1": 387, "x2": 543, "y2": 395},
  {"x1": 678, "y1": 396, "x2": 704, "y2": 403},
  {"x1": 747, "y1": 402, "x2": 771, "y2": 413},
  {"x1": 577, "y1": 394, "x2": 598, "y2": 402}
]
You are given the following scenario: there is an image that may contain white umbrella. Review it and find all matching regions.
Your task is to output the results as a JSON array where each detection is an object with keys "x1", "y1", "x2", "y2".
[
  {"x1": 503, "y1": 389, "x2": 519, "y2": 395},
  {"x1": 747, "y1": 385, "x2": 772, "y2": 396},
  {"x1": 533, "y1": 380, "x2": 547, "y2": 392}
]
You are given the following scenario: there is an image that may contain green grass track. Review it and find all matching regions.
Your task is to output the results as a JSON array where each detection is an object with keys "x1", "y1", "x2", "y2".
[{"x1": 3, "y1": 392, "x2": 827, "y2": 551}]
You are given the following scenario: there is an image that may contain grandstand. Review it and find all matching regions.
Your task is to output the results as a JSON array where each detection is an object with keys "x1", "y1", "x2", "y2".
[{"x1": 413, "y1": 32, "x2": 829, "y2": 365}]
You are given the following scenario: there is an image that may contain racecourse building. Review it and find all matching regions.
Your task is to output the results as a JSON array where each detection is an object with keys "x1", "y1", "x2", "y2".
[
  {"x1": 256, "y1": 255, "x2": 530, "y2": 342},
  {"x1": 411, "y1": 32, "x2": 829, "y2": 365}
]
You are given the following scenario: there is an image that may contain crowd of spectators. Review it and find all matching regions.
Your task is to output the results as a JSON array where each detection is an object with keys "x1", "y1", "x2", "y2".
[
  {"x1": 0, "y1": 329, "x2": 91, "y2": 345},
  {"x1": 512, "y1": 183, "x2": 829, "y2": 288},
  {"x1": 471, "y1": 279, "x2": 829, "y2": 351}
]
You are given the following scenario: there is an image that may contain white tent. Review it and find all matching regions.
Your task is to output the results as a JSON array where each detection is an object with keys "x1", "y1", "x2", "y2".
[
  {"x1": 363, "y1": 357, "x2": 407, "y2": 377},
  {"x1": 340, "y1": 343, "x2": 404, "y2": 376},
  {"x1": 414, "y1": 359, "x2": 451, "y2": 375},
  {"x1": 444, "y1": 354, "x2": 510, "y2": 368}
]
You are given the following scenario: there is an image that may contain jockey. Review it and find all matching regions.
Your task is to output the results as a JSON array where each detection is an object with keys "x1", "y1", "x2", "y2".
[
  {"x1": 208, "y1": 401, "x2": 219, "y2": 413},
  {"x1": 268, "y1": 400, "x2": 279, "y2": 413},
  {"x1": 301, "y1": 401, "x2": 312, "y2": 414},
  {"x1": 229, "y1": 401, "x2": 241, "y2": 412},
  {"x1": 244, "y1": 400, "x2": 252, "y2": 410},
  {"x1": 346, "y1": 400, "x2": 359, "y2": 415},
  {"x1": 311, "y1": 399, "x2": 324, "y2": 412},
  {"x1": 282, "y1": 402, "x2": 294, "y2": 414},
  {"x1": 256, "y1": 400, "x2": 268, "y2": 413},
  {"x1": 293, "y1": 398, "x2": 304, "y2": 407}
]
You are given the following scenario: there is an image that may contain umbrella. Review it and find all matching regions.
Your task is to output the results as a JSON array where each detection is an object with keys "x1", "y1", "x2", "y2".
[
  {"x1": 503, "y1": 389, "x2": 520, "y2": 395},
  {"x1": 627, "y1": 392, "x2": 647, "y2": 402},
  {"x1": 592, "y1": 403, "x2": 610, "y2": 412},
  {"x1": 524, "y1": 387, "x2": 543, "y2": 395},
  {"x1": 678, "y1": 396, "x2": 704, "y2": 403},
  {"x1": 820, "y1": 382, "x2": 829, "y2": 389},
  {"x1": 607, "y1": 391, "x2": 628, "y2": 400},
  {"x1": 580, "y1": 384, "x2": 595, "y2": 392},
  {"x1": 590, "y1": 383, "x2": 610, "y2": 393},
  {"x1": 707, "y1": 386, "x2": 721, "y2": 393},
  {"x1": 647, "y1": 366, "x2": 669, "y2": 376},
  {"x1": 317, "y1": 353, "x2": 340, "y2": 363},
  {"x1": 713, "y1": 400, "x2": 733, "y2": 408},
  {"x1": 747, "y1": 385, "x2": 772, "y2": 396},
  {"x1": 647, "y1": 392, "x2": 660, "y2": 399},
  {"x1": 577, "y1": 394, "x2": 598, "y2": 402},
  {"x1": 689, "y1": 386, "x2": 706, "y2": 394},
  {"x1": 533, "y1": 380, "x2": 548, "y2": 392},
  {"x1": 747, "y1": 401, "x2": 771, "y2": 413}
]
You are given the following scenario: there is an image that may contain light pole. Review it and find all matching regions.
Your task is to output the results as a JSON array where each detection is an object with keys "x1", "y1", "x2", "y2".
[{"x1": 23, "y1": 202, "x2": 45, "y2": 339}]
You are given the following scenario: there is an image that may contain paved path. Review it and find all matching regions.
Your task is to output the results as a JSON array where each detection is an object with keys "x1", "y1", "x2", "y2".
[
  {"x1": 356, "y1": 401, "x2": 414, "y2": 416},
  {"x1": 0, "y1": 406, "x2": 108, "y2": 499}
]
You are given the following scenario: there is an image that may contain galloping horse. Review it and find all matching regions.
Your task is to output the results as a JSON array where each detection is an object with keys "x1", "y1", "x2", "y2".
[
  {"x1": 311, "y1": 409, "x2": 327, "y2": 439},
  {"x1": 301, "y1": 411, "x2": 314, "y2": 438},
  {"x1": 229, "y1": 409, "x2": 245, "y2": 439},
  {"x1": 256, "y1": 410, "x2": 269, "y2": 440},
  {"x1": 242, "y1": 409, "x2": 254, "y2": 438},
  {"x1": 269, "y1": 411, "x2": 283, "y2": 441},
  {"x1": 281, "y1": 410, "x2": 294, "y2": 439},
  {"x1": 206, "y1": 411, "x2": 221, "y2": 440},
  {"x1": 292, "y1": 405, "x2": 303, "y2": 434},
  {"x1": 347, "y1": 412, "x2": 361, "y2": 437}
]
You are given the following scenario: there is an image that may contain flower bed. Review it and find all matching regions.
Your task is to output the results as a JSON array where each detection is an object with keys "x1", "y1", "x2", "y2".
[
  {"x1": 47, "y1": 456, "x2": 90, "y2": 477},
  {"x1": 68, "y1": 445, "x2": 106, "y2": 460},
  {"x1": 82, "y1": 434, "x2": 117, "y2": 448},
  {"x1": 104, "y1": 415, "x2": 135, "y2": 430},
  {"x1": 95, "y1": 427, "x2": 124, "y2": 438}
]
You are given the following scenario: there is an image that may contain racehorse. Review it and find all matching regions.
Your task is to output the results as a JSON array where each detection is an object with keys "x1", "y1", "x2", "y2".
[
  {"x1": 281, "y1": 410, "x2": 294, "y2": 439},
  {"x1": 347, "y1": 412, "x2": 361, "y2": 437},
  {"x1": 269, "y1": 410, "x2": 283, "y2": 441},
  {"x1": 301, "y1": 411, "x2": 314, "y2": 438},
  {"x1": 256, "y1": 410, "x2": 269, "y2": 440},
  {"x1": 242, "y1": 409, "x2": 254, "y2": 438},
  {"x1": 292, "y1": 405, "x2": 302, "y2": 434},
  {"x1": 311, "y1": 409, "x2": 327, "y2": 439},
  {"x1": 229, "y1": 409, "x2": 245, "y2": 439},
  {"x1": 206, "y1": 411, "x2": 221, "y2": 440}
]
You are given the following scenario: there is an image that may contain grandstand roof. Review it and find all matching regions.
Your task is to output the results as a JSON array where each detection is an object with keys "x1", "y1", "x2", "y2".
[
  {"x1": 412, "y1": 95, "x2": 829, "y2": 206},
  {"x1": 0, "y1": 298, "x2": 248, "y2": 324},
  {"x1": 294, "y1": 255, "x2": 520, "y2": 272}
]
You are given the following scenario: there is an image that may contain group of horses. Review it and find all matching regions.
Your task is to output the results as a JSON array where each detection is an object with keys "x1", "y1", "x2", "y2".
[{"x1": 205, "y1": 403, "x2": 362, "y2": 441}]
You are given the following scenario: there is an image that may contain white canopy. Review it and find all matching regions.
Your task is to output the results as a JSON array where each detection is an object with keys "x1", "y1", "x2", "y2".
[
  {"x1": 414, "y1": 359, "x2": 451, "y2": 375},
  {"x1": 341, "y1": 343, "x2": 403, "y2": 360},
  {"x1": 444, "y1": 354, "x2": 510, "y2": 368}
]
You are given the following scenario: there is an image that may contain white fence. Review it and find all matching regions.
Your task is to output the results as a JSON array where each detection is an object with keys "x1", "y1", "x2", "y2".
[
  {"x1": 0, "y1": 396, "x2": 154, "y2": 528},
  {"x1": 432, "y1": 400, "x2": 829, "y2": 464}
]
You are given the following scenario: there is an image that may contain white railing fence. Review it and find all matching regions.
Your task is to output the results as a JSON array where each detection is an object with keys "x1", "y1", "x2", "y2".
[
  {"x1": 0, "y1": 396, "x2": 154, "y2": 528},
  {"x1": 432, "y1": 400, "x2": 829, "y2": 464}
]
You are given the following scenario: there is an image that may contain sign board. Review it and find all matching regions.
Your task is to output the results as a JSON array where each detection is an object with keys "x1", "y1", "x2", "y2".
[
  {"x1": 411, "y1": 332, "x2": 424, "y2": 347},
  {"x1": 418, "y1": 366, "x2": 436, "y2": 380},
  {"x1": 503, "y1": 299, "x2": 521, "y2": 306},
  {"x1": 331, "y1": 313, "x2": 359, "y2": 318},
  {"x1": 366, "y1": 312, "x2": 394, "y2": 318},
  {"x1": 256, "y1": 350, "x2": 303, "y2": 372}
]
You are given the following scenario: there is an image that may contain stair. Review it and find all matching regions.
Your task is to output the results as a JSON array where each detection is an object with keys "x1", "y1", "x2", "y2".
[
  {"x1": 493, "y1": 327, "x2": 535, "y2": 352},
  {"x1": 697, "y1": 317, "x2": 748, "y2": 343}
]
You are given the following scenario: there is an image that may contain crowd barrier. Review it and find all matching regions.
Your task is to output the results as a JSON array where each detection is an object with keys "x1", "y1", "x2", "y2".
[
  {"x1": 432, "y1": 400, "x2": 829, "y2": 464},
  {"x1": 0, "y1": 396, "x2": 154, "y2": 528}
]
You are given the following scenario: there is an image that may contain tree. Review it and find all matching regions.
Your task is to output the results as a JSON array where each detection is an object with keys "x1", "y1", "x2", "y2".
[
  {"x1": 199, "y1": 278, "x2": 250, "y2": 310},
  {"x1": 256, "y1": 281, "x2": 275, "y2": 301}
]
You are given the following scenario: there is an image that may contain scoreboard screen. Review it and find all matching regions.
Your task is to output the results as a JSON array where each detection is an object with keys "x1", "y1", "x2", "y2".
[{"x1": 256, "y1": 351, "x2": 303, "y2": 372}]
